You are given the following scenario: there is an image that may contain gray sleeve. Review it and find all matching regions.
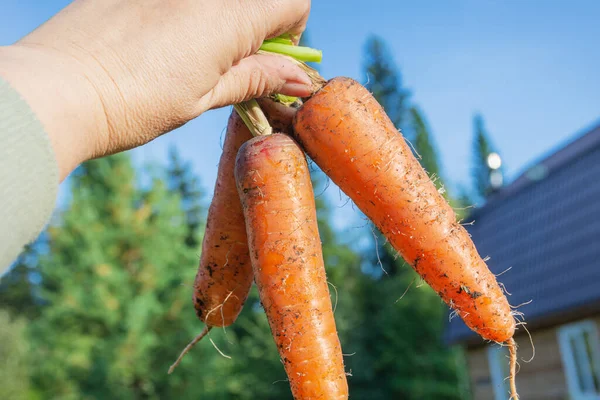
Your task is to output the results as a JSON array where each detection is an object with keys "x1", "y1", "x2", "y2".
[{"x1": 0, "y1": 77, "x2": 59, "y2": 274}]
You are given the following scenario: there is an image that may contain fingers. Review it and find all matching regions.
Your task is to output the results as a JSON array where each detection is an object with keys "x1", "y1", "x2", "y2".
[{"x1": 197, "y1": 52, "x2": 312, "y2": 112}]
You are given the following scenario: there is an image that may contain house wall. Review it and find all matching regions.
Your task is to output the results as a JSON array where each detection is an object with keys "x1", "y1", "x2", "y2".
[{"x1": 467, "y1": 315, "x2": 600, "y2": 400}]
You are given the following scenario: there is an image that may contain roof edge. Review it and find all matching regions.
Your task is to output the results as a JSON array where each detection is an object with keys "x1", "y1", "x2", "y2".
[{"x1": 470, "y1": 118, "x2": 600, "y2": 219}]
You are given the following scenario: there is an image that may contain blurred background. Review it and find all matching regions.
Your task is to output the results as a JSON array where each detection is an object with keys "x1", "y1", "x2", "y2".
[{"x1": 2, "y1": 1, "x2": 600, "y2": 399}]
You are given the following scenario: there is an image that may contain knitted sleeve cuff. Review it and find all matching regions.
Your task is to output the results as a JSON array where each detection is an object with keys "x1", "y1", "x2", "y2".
[{"x1": 0, "y1": 76, "x2": 59, "y2": 273}]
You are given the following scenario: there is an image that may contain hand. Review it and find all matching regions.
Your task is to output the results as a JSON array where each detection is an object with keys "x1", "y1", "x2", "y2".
[{"x1": 0, "y1": 0, "x2": 312, "y2": 181}]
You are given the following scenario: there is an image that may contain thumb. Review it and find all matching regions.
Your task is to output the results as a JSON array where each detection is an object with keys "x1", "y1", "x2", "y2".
[{"x1": 198, "y1": 52, "x2": 314, "y2": 111}]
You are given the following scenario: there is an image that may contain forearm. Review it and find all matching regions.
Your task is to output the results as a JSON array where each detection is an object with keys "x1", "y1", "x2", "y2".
[{"x1": 0, "y1": 44, "x2": 106, "y2": 181}]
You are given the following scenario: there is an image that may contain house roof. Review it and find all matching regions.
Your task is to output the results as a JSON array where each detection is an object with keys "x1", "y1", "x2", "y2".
[{"x1": 445, "y1": 121, "x2": 600, "y2": 345}]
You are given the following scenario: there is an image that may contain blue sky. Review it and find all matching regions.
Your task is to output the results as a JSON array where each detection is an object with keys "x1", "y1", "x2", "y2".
[{"x1": 2, "y1": 1, "x2": 599, "y2": 225}]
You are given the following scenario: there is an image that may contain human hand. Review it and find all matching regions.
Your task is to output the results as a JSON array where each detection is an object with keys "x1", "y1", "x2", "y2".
[{"x1": 0, "y1": 0, "x2": 311, "y2": 181}]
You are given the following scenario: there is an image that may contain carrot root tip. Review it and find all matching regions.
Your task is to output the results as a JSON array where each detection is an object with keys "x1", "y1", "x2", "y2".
[
  {"x1": 168, "y1": 326, "x2": 212, "y2": 374},
  {"x1": 507, "y1": 338, "x2": 519, "y2": 399}
]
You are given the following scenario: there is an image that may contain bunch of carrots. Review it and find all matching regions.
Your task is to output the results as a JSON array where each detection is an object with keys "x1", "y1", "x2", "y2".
[{"x1": 169, "y1": 36, "x2": 521, "y2": 400}]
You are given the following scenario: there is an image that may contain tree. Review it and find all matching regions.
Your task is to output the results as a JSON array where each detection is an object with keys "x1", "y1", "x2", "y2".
[
  {"x1": 0, "y1": 311, "x2": 30, "y2": 400},
  {"x1": 26, "y1": 154, "x2": 214, "y2": 399},
  {"x1": 0, "y1": 237, "x2": 46, "y2": 320},
  {"x1": 363, "y1": 35, "x2": 410, "y2": 130},
  {"x1": 167, "y1": 145, "x2": 205, "y2": 249},
  {"x1": 471, "y1": 114, "x2": 505, "y2": 202},
  {"x1": 338, "y1": 233, "x2": 463, "y2": 400}
]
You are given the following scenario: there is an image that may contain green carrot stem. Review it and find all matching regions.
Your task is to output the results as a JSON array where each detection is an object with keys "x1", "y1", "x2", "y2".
[
  {"x1": 263, "y1": 37, "x2": 294, "y2": 46},
  {"x1": 271, "y1": 94, "x2": 299, "y2": 106},
  {"x1": 259, "y1": 42, "x2": 322, "y2": 63}
]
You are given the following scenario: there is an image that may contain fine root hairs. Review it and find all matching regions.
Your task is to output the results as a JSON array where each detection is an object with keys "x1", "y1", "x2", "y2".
[
  {"x1": 515, "y1": 320, "x2": 536, "y2": 363},
  {"x1": 168, "y1": 326, "x2": 212, "y2": 374},
  {"x1": 204, "y1": 289, "x2": 238, "y2": 341},
  {"x1": 315, "y1": 175, "x2": 331, "y2": 198},
  {"x1": 448, "y1": 309, "x2": 459, "y2": 322},
  {"x1": 507, "y1": 338, "x2": 519, "y2": 399},
  {"x1": 404, "y1": 136, "x2": 421, "y2": 160},
  {"x1": 219, "y1": 124, "x2": 227, "y2": 151},
  {"x1": 209, "y1": 337, "x2": 232, "y2": 359},
  {"x1": 498, "y1": 282, "x2": 512, "y2": 296},
  {"x1": 328, "y1": 281, "x2": 339, "y2": 313},
  {"x1": 371, "y1": 229, "x2": 388, "y2": 276},
  {"x1": 509, "y1": 304, "x2": 535, "y2": 364},
  {"x1": 510, "y1": 299, "x2": 533, "y2": 309},
  {"x1": 395, "y1": 278, "x2": 416, "y2": 303},
  {"x1": 169, "y1": 289, "x2": 239, "y2": 373},
  {"x1": 495, "y1": 266, "x2": 513, "y2": 277},
  {"x1": 453, "y1": 204, "x2": 475, "y2": 212},
  {"x1": 340, "y1": 195, "x2": 352, "y2": 209}
]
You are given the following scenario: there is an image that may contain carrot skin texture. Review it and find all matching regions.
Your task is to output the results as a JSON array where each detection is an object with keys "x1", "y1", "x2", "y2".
[
  {"x1": 293, "y1": 77, "x2": 514, "y2": 343},
  {"x1": 236, "y1": 133, "x2": 348, "y2": 400},
  {"x1": 192, "y1": 111, "x2": 254, "y2": 326}
]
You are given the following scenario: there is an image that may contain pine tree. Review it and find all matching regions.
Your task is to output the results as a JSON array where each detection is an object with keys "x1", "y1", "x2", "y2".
[
  {"x1": 0, "y1": 240, "x2": 44, "y2": 320},
  {"x1": 166, "y1": 146, "x2": 205, "y2": 248},
  {"x1": 0, "y1": 311, "x2": 30, "y2": 399},
  {"x1": 26, "y1": 154, "x2": 213, "y2": 399},
  {"x1": 363, "y1": 35, "x2": 410, "y2": 130},
  {"x1": 341, "y1": 237, "x2": 463, "y2": 400},
  {"x1": 471, "y1": 114, "x2": 504, "y2": 202}
]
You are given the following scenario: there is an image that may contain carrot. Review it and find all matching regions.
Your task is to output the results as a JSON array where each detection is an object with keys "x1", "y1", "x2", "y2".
[
  {"x1": 293, "y1": 77, "x2": 518, "y2": 397},
  {"x1": 192, "y1": 100, "x2": 297, "y2": 328},
  {"x1": 236, "y1": 133, "x2": 348, "y2": 399},
  {"x1": 169, "y1": 101, "x2": 296, "y2": 374},
  {"x1": 191, "y1": 111, "x2": 253, "y2": 330}
]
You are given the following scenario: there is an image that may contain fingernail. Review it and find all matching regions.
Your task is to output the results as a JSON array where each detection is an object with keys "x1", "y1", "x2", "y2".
[
  {"x1": 289, "y1": 68, "x2": 312, "y2": 86},
  {"x1": 298, "y1": 68, "x2": 312, "y2": 86},
  {"x1": 281, "y1": 82, "x2": 313, "y2": 98}
]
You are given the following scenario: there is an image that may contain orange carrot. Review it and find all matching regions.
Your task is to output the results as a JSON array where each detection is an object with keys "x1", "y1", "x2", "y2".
[
  {"x1": 236, "y1": 133, "x2": 348, "y2": 399},
  {"x1": 193, "y1": 100, "x2": 297, "y2": 328},
  {"x1": 191, "y1": 111, "x2": 253, "y2": 328},
  {"x1": 169, "y1": 101, "x2": 296, "y2": 374},
  {"x1": 293, "y1": 77, "x2": 517, "y2": 396}
]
